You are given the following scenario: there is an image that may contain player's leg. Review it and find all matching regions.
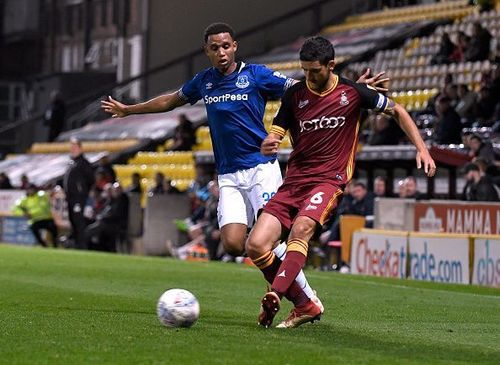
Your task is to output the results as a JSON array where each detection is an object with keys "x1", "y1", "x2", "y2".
[
  {"x1": 217, "y1": 176, "x2": 252, "y2": 256},
  {"x1": 275, "y1": 184, "x2": 343, "y2": 328},
  {"x1": 30, "y1": 221, "x2": 47, "y2": 247},
  {"x1": 220, "y1": 223, "x2": 247, "y2": 256},
  {"x1": 246, "y1": 197, "x2": 310, "y2": 327},
  {"x1": 246, "y1": 212, "x2": 287, "y2": 327},
  {"x1": 271, "y1": 215, "x2": 316, "y2": 297},
  {"x1": 248, "y1": 160, "x2": 319, "y2": 304}
]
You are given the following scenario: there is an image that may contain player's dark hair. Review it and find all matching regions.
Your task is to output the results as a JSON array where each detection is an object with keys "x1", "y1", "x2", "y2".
[
  {"x1": 299, "y1": 36, "x2": 335, "y2": 65},
  {"x1": 204, "y1": 23, "x2": 236, "y2": 43}
]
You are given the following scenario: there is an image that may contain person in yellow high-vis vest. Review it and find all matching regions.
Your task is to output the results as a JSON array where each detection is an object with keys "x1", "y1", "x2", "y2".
[{"x1": 13, "y1": 184, "x2": 59, "y2": 247}]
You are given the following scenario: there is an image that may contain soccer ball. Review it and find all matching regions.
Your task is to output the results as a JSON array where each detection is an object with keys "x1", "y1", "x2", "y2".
[{"x1": 156, "y1": 288, "x2": 200, "y2": 328}]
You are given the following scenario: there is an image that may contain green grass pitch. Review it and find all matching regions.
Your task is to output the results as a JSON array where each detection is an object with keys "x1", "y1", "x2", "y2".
[{"x1": 0, "y1": 244, "x2": 499, "y2": 365}]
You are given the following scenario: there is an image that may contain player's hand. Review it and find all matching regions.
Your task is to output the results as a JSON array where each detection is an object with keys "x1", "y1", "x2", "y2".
[
  {"x1": 261, "y1": 135, "x2": 281, "y2": 156},
  {"x1": 100, "y1": 96, "x2": 129, "y2": 118},
  {"x1": 416, "y1": 149, "x2": 436, "y2": 177},
  {"x1": 357, "y1": 68, "x2": 390, "y2": 93}
]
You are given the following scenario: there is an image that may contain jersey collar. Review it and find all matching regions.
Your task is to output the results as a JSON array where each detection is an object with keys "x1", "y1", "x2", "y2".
[
  {"x1": 306, "y1": 74, "x2": 339, "y2": 97},
  {"x1": 214, "y1": 61, "x2": 244, "y2": 77}
]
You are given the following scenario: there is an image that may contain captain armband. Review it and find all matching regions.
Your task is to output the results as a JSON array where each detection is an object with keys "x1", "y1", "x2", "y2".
[{"x1": 374, "y1": 94, "x2": 395, "y2": 114}]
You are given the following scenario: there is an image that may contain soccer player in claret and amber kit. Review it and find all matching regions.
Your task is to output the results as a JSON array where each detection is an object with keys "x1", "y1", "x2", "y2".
[
  {"x1": 102, "y1": 24, "x2": 389, "y2": 314},
  {"x1": 246, "y1": 36, "x2": 436, "y2": 329}
]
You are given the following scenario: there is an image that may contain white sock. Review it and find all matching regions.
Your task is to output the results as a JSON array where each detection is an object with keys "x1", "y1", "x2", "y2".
[{"x1": 272, "y1": 242, "x2": 315, "y2": 299}]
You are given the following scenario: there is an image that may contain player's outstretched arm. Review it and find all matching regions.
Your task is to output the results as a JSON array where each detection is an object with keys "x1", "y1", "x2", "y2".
[
  {"x1": 261, "y1": 133, "x2": 282, "y2": 156},
  {"x1": 101, "y1": 91, "x2": 187, "y2": 118},
  {"x1": 386, "y1": 102, "x2": 436, "y2": 177},
  {"x1": 357, "y1": 68, "x2": 390, "y2": 93}
]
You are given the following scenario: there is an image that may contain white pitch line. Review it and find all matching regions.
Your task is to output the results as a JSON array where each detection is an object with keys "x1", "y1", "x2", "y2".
[{"x1": 306, "y1": 273, "x2": 500, "y2": 300}]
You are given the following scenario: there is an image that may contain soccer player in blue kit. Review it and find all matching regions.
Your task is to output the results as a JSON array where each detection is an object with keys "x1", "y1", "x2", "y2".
[{"x1": 102, "y1": 23, "x2": 387, "y2": 314}]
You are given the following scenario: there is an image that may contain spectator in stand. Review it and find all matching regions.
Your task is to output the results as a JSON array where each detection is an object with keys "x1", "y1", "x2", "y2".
[
  {"x1": 461, "y1": 130, "x2": 474, "y2": 156},
  {"x1": 171, "y1": 185, "x2": 212, "y2": 254},
  {"x1": 492, "y1": 103, "x2": 500, "y2": 134},
  {"x1": 493, "y1": 43, "x2": 500, "y2": 64},
  {"x1": 161, "y1": 178, "x2": 181, "y2": 194},
  {"x1": 403, "y1": 176, "x2": 426, "y2": 200},
  {"x1": 43, "y1": 90, "x2": 66, "y2": 142},
  {"x1": 431, "y1": 33, "x2": 455, "y2": 65},
  {"x1": 148, "y1": 172, "x2": 166, "y2": 195},
  {"x1": 450, "y1": 32, "x2": 470, "y2": 63},
  {"x1": 434, "y1": 96, "x2": 463, "y2": 144},
  {"x1": 96, "y1": 155, "x2": 116, "y2": 182},
  {"x1": 474, "y1": 87, "x2": 496, "y2": 127},
  {"x1": 488, "y1": 65, "x2": 500, "y2": 99},
  {"x1": 88, "y1": 183, "x2": 113, "y2": 221},
  {"x1": 126, "y1": 172, "x2": 142, "y2": 194},
  {"x1": 173, "y1": 180, "x2": 222, "y2": 261},
  {"x1": 367, "y1": 113, "x2": 403, "y2": 145},
  {"x1": 0, "y1": 172, "x2": 13, "y2": 189},
  {"x1": 443, "y1": 84, "x2": 459, "y2": 108},
  {"x1": 476, "y1": 155, "x2": 500, "y2": 188},
  {"x1": 84, "y1": 182, "x2": 129, "y2": 252},
  {"x1": 187, "y1": 164, "x2": 212, "y2": 212},
  {"x1": 63, "y1": 138, "x2": 95, "y2": 249},
  {"x1": 455, "y1": 84, "x2": 477, "y2": 126},
  {"x1": 468, "y1": 134, "x2": 497, "y2": 167},
  {"x1": 13, "y1": 184, "x2": 59, "y2": 247},
  {"x1": 348, "y1": 182, "x2": 375, "y2": 223},
  {"x1": 373, "y1": 175, "x2": 390, "y2": 197},
  {"x1": 465, "y1": 22, "x2": 492, "y2": 62},
  {"x1": 462, "y1": 162, "x2": 499, "y2": 201},
  {"x1": 397, "y1": 179, "x2": 406, "y2": 198},
  {"x1": 19, "y1": 174, "x2": 30, "y2": 190},
  {"x1": 169, "y1": 114, "x2": 197, "y2": 151},
  {"x1": 423, "y1": 74, "x2": 455, "y2": 115},
  {"x1": 94, "y1": 169, "x2": 113, "y2": 192}
]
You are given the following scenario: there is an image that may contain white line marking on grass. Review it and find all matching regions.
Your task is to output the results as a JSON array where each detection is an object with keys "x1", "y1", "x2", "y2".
[
  {"x1": 308, "y1": 274, "x2": 500, "y2": 300},
  {"x1": 227, "y1": 265, "x2": 500, "y2": 300}
]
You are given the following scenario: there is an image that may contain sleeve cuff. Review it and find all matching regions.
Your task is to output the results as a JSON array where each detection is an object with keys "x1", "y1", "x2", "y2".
[{"x1": 270, "y1": 125, "x2": 286, "y2": 138}]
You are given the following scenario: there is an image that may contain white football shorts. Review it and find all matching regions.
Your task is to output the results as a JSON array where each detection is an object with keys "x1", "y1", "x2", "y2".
[{"x1": 217, "y1": 159, "x2": 282, "y2": 228}]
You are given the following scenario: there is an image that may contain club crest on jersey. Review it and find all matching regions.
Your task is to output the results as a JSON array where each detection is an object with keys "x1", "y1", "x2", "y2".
[
  {"x1": 340, "y1": 91, "x2": 349, "y2": 106},
  {"x1": 205, "y1": 82, "x2": 213, "y2": 90},
  {"x1": 236, "y1": 75, "x2": 250, "y2": 89}
]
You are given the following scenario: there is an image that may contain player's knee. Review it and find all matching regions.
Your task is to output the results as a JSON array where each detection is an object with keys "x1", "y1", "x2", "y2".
[
  {"x1": 221, "y1": 237, "x2": 245, "y2": 256},
  {"x1": 245, "y1": 234, "x2": 265, "y2": 259},
  {"x1": 290, "y1": 219, "x2": 315, "y2": 240}
]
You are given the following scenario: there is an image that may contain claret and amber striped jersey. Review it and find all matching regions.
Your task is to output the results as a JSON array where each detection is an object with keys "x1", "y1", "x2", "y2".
[{"x1": 270, "y1": 76, "x2": 393, "y2": 185}]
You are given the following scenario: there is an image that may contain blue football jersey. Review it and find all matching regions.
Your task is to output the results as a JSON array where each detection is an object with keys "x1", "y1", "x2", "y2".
[{"x1": 179, "y1": 62, "x2": 294, "y2": 174}]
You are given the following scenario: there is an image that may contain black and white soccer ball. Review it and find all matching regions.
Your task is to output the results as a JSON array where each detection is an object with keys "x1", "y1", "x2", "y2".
[{"x1": 156, "y1": 289, "x2": 200, "y2": 328}]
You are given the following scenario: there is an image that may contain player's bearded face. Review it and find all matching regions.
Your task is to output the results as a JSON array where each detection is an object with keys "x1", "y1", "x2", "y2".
[
  {"x1": 205, "y1": 33, "x2": 238, "y2": 74},
  {"x1": 301, "y1": 60, "x2": 335, "y2": 92}
]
